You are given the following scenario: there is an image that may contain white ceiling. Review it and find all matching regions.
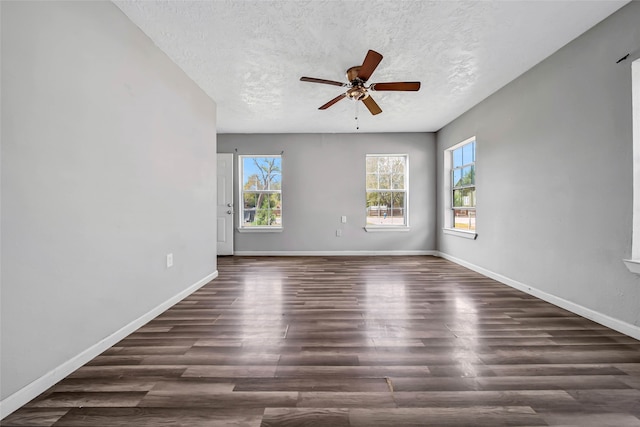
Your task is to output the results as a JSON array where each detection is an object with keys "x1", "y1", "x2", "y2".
[{"x1": 113, "y1": 0, "x2": 628, "y2": 134}]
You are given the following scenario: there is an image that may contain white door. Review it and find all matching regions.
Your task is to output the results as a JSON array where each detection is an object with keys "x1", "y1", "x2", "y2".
[{"x1": 217, "y1": 153, "x2": 234, "y2": 255}]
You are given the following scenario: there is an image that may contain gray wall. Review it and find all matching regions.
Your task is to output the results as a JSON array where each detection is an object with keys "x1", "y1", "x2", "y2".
[
  {"x1": 437, "y1": 2, "x2": 640, "y2": 330},
  {"x1": 1, "y1": 1, "x2": 217, "y2": 401},
  {"x1": 218, "y1": 133, "x2": 436, "y2": 253}
]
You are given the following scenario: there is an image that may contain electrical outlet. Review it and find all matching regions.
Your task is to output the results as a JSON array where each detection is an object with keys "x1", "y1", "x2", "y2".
[
  {"x1": 341, "y1": 216, "x2": 347, "y2": 223},
  {"x1": 166, "y1": 253, "x2": 173, "y2": 268},
  {"x1": 336, "y1": 229, "x2": 342, "y2": 237}
]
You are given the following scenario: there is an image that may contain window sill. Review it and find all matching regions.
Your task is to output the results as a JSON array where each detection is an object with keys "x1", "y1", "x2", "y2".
[
  {"x1": 623, "y1": 259, "x2": 640, "y2": 274},
  {"x1": 237, "y1": 227, "x2": 283, "y2": 233},
  {"x1": 364, "y1": 226, "x2": 411, "y2": 233},
  {"x1": 443, "y1": 228, "x2": 477, "y2": 240}
]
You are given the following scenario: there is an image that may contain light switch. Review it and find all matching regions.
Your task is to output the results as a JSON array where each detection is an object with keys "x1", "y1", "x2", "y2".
[{"x1": 341, "y1": 216, "x2": 347, "y2": 223}]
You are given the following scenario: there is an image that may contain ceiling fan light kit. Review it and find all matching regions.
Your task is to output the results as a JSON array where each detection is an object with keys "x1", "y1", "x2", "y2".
[{"x1": 300, "y1": 49, "x2": 421, "y2": 116}]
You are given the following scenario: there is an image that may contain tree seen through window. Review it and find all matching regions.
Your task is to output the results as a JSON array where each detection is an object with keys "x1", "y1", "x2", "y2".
[
  {"x1": 366, "y1": 155, "x2": 407, "y2": 226},
  {"x1": 240, "y1": 156, "x2": 282, "y2": 227}
]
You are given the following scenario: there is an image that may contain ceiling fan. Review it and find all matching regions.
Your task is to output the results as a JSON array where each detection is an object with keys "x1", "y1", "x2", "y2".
[{"x1": 300, "y1": 50, "x2": 420, "y2": 115}]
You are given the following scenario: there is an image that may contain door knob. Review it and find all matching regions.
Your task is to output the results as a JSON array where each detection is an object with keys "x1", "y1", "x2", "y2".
[
  {"x1": 227, "y1": 210, "x2": 233, "y2": 215},
  {"x1": 227, "y1": 203, "x2": 233, "y2": 207}
]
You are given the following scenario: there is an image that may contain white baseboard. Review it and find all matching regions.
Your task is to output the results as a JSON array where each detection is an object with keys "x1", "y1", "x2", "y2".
[
  {"x1": 0, "y1": 270, "x2": 218, "y2": 420},
  {"x1": 233, "y1": 250, "x2": 438, "y2": 256},
  {"x1": 437, "y1": 252, "x2": 640, "y2": 341}
]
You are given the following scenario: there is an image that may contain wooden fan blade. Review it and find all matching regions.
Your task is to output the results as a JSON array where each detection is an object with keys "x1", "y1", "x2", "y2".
[
  {"x1": 362, "y1": 95, "x2": 382, "y2": 115},
  {"x1": 319, "y1": 93, "x2": 347, "y2": 110},
  {"x1": 301, "y1": 77, "x2": 347, "y2": 87},
  {"x1": 357, "y1": 50, "x2": 383, "y2": 82},
  {"x1": 370, "y1": 82, "x2": 421, "y2": 91}
]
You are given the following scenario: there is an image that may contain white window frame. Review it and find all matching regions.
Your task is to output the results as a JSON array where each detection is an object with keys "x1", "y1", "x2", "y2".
[
  {"x1": 237, "y1": 154, "x2": 283, "y2": 233},
  {"x1": 624, "y1": 58, "x2": 640, "y2": 272},
  {"x1": 364, "y1": 154, "x2": 410, "y2": 232},
  {"x1": 443, "y1": 136, "x2": 477, "y2": 239}
]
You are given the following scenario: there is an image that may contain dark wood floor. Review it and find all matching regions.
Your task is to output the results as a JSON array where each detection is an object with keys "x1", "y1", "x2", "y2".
[{"x1": 4, "y1": 256, "x2": 640, "y2": 426}]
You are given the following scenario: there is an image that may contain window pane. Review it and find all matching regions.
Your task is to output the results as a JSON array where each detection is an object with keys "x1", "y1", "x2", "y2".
[
  {"x1": 243, "y1": 193, "x2": 257, "y2": 223},
  {"x1": 244, "y1": 174, "x2": 259, "y2": 190},
  {"x1": 453, "y1": 189, "x2": 463, "y2": 207},
  {"x1": 366, "y1": 192, "x2": 391, "y2": 225},
  {"x1": 242, "y1": 158, "x2": 255, "y2": 189},
  {"x1": 366, "y1": 192, "x2": 380, "y2": 225},
  {"x1": 392, "y1": 173, "x2": 404, "y2": 190},
  {"x1": 366, "y1": 173, "x2": 378, "y2": 190},
  {"x1": 453, "y1": 169, "x2": 462, "y2": 187},
  {"x1": 391, "y1": 157, "x2": 405, "y2": 175},
  {"x1": 461, "y1": 165, "x2": 474, "y2": 186},
  {"x1": 453, "y1": 188, "x2": 475, "y2": 208},
  {"x1": 243, "y1": 193, "x2": 257, "y2": 209},
  {"x1": 453, "y1": 147, "x2": 463, "y2": 168},
  {"x1": 379, "y1": 174, "x2": 391, "y2": 189},
  {"x1": 454, "y1": 209, "x2": 476, "y2": 231},
  {"x1": 366, "y1": 156, "x2": 378, "y2": 173},
  {"x1": 274, "y1": 157, "x2": 282, "y2": 168},
  {"x1": 268, "y1": 173, "x2": 281, "y2": 190},
  {"x1": 389, "y1": 192, "x2": 405, "y2": 225},
  {"x1": 462, "y1": 143, "x2": 474, "y2": 165},
  {"x1": 254, "y1": 209, "x2": 275, "y2": 226},
  {"x1": 247, "y1": 193, "x2": 281, "y2": 227},
  {"x1": 461, "y1": 188, "x2": 471, "y2": 207},
  {"x1": 270, "y1": 192, "x2": 282, "y2": 207},
  {"x1": 366, "y1": 192, "x2": 380, "y2": 211},
  {"x1": 378, "y1": 157, "x2": 391, "y2": 175},
  {"x1": 378, "y1": 192, "x2": 391, "y2": 209},
  {"x1": 467, "y1": 188, "x2": 476, "y2": 207},
  {"x1": 243, "y1": 157, "x2": 281, "y2": 191}
]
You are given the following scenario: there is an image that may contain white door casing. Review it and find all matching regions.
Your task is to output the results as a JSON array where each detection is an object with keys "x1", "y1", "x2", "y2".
[{"x1": 217, "y1": 153, "x2": 234, "y2": 255}]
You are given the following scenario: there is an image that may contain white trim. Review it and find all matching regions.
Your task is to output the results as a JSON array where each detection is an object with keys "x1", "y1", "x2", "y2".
[
  {"x1": 366, "y1": 153, "x2": 409, "y2": 157},
  {"x1": 628, "y1": 59, "x2": 640, "y2": 271},
  {"x1": 438, "y1": 252, "x2": 640, "y2": 341},
  {"x1": 0, "y1": 271, "x2": 218, "y2": 420},
  {"x1": 364, "y1": 226, "x2": 411, "y2": 232},
  {"x1": 449, "y1": 135, "x2": 476, "y2": 151},
  {"x1": 443, "y1": 228, "x2": 477, "y2": 239},
  {"x1": 234, "y1": 250, "x2": 437, "y2": 257},
  {"x1": 623, "y1": 259, "x2": 640, "y2": 274},
  {"x1": 237, "y1": 227, "x2": 283, "y2": 233}
]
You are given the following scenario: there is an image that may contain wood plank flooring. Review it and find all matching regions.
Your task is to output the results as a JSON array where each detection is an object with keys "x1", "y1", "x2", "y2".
[{"x1": 3, "y1": 256, "x2": 640, "y2": 426}]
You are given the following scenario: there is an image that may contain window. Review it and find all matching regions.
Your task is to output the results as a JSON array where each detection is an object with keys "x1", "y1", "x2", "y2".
[
  {"x1": 625, "y1": 58, "x2": 640, "y2": 273},
  {"x1": 451, "y1": 139, "x2": 476, "y2": 231},
  {"x1": 239, "y1": 155, "x2": 282, "y2": 230},
  {"x1": 366, "y1": 155, "x2": 408, "y2": 228}
]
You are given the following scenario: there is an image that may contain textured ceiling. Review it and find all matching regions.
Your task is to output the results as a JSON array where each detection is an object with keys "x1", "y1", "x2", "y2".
[{"x1": 113, "y1": 0, "x2": 628, "y2": 134}]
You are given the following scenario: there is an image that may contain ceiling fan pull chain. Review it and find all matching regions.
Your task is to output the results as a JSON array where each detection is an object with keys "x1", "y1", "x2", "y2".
[{"x1": 355, "y1": 101, "x2": 360, "y2": 130}]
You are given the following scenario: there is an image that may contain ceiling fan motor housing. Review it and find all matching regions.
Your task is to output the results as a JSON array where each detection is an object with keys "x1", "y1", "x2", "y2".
[
  {"x1": 346, "y1": 66, "x2": 369, "y2": 100},
  {"x1": 346, "y1": 66, "x2": 362, "y2": 83}
]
